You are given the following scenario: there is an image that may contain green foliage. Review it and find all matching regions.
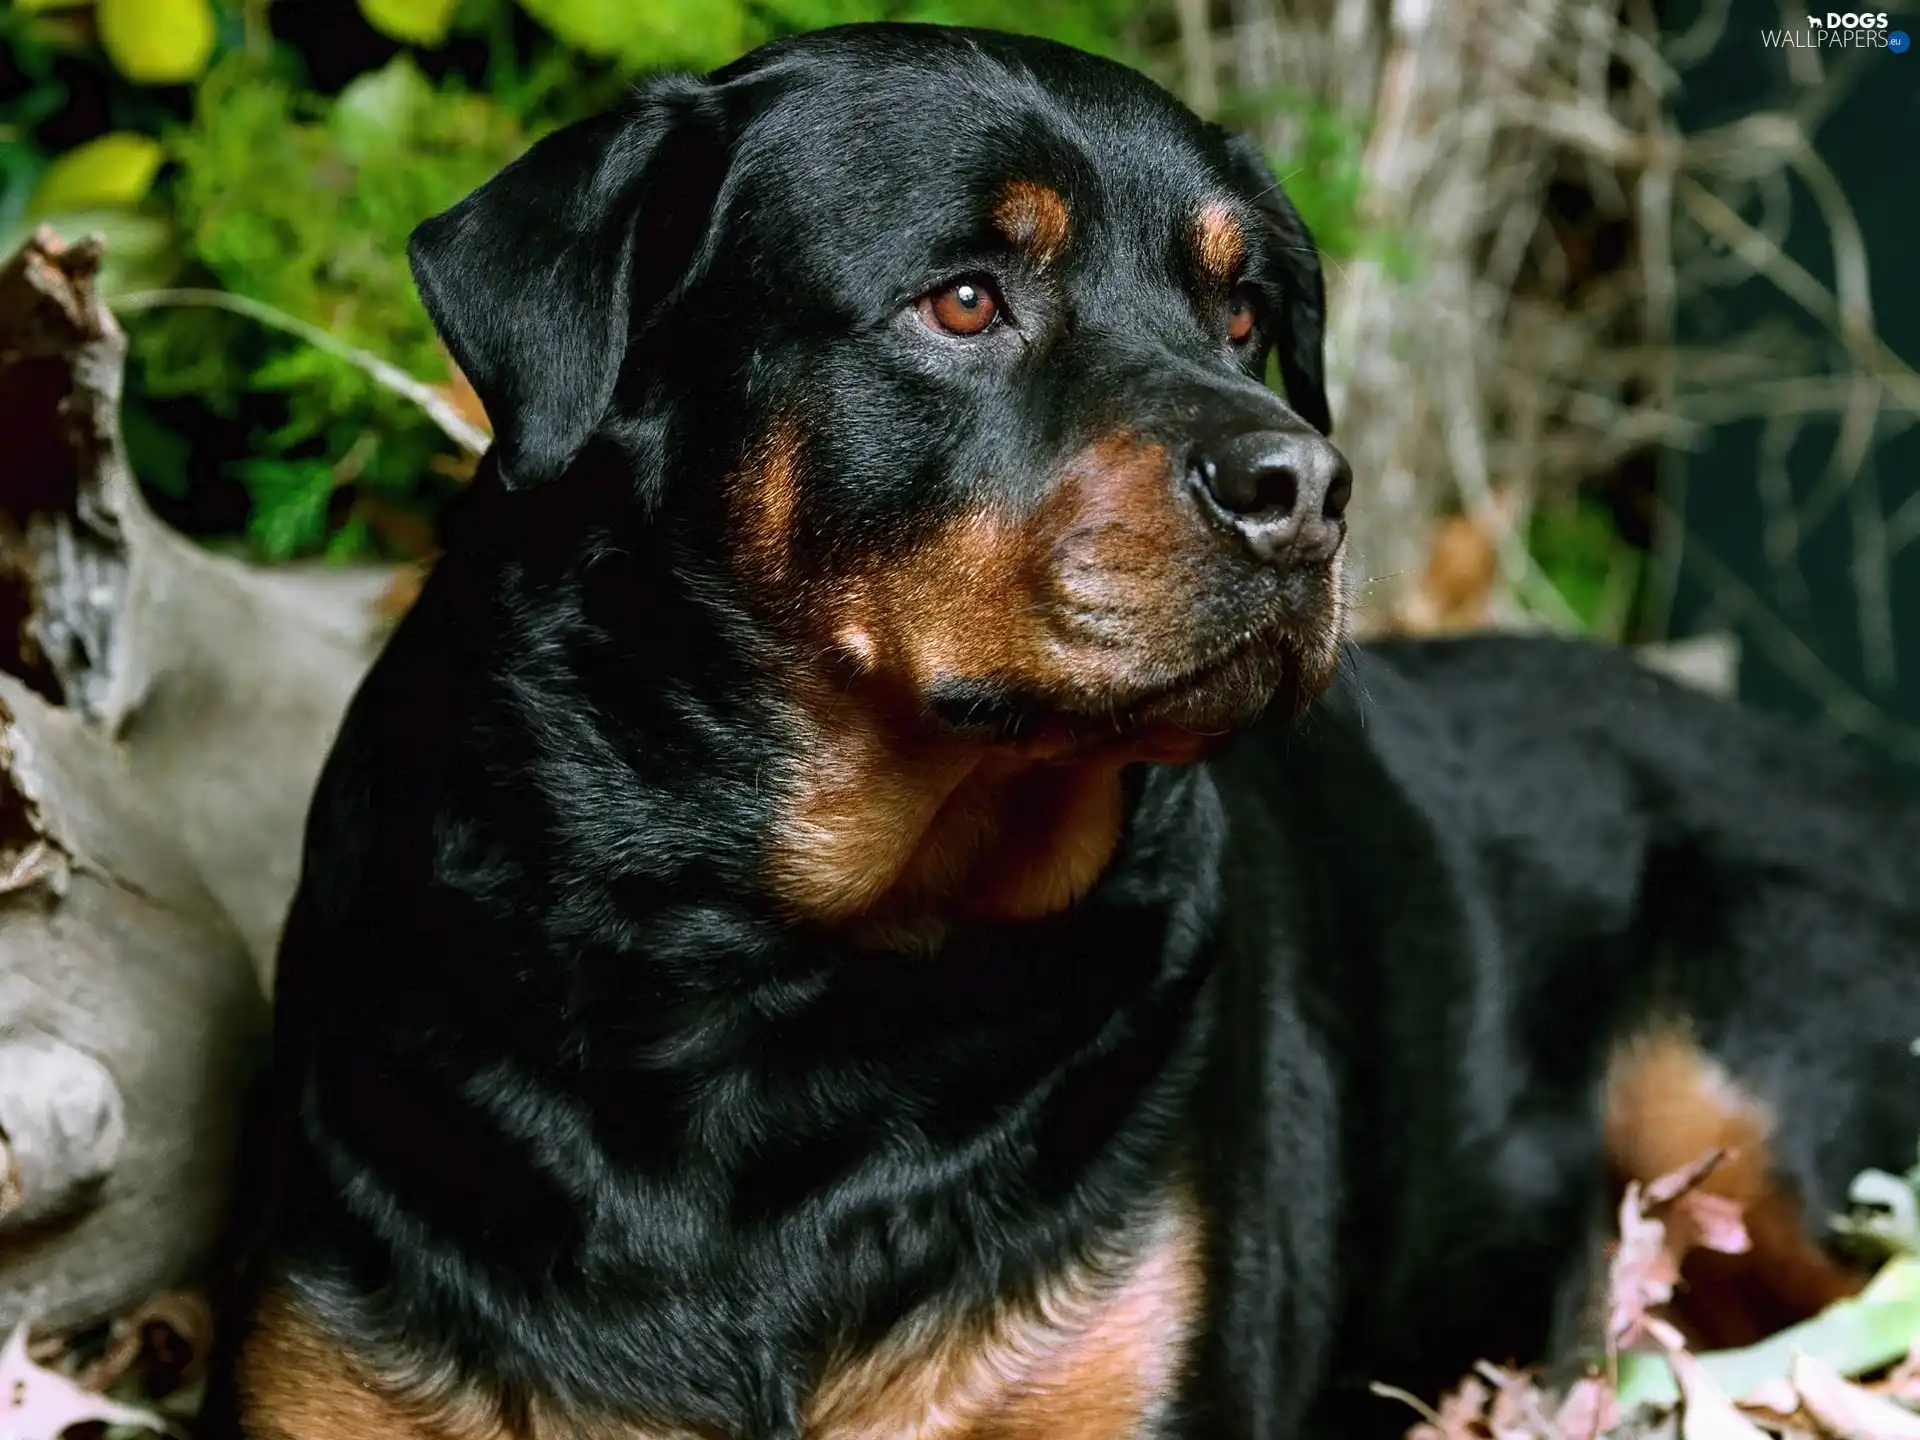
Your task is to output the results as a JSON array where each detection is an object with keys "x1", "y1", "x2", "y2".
[
  {"x1": 1528, "y1": 496, "x2": 1643, "y2": 640},
  {"x1": 128, "y1": 51, "x2": 530, "y2": 559},
  {"x1": 515, "y1": 0, "x2": 1142, "y2": 69},
  {"x1": 1214, "y1": 86, "x2": 1409, "y2": 272}
]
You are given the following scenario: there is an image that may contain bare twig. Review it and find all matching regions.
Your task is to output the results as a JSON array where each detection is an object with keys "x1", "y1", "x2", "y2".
[{"x1": 113, "y1": 287, "x2": 491, "y2": 457}]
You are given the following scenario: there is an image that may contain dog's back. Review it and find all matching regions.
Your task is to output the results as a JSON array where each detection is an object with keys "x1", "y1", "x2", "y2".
[{"x1": 1196, "y1": 634, "x2": 1920, "y2": 1429}]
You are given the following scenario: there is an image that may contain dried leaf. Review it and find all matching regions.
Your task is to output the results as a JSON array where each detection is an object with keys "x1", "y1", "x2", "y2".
[
  {"x1": 1791, "y1": 1351, "x2": 1920, "y2": 1439},
  {"x1": 1555, "y1": 1376, "x2": 1623, "y2": 1439},
  {"x1": 1477, "y1": 1362, "x2": 1559, "y2": 1440},
  {"x1": 1667, "y1": 1189, "x2": 1753, "y2": 1261},
  {"x1": 0, "y1": 1323, "x2": 171, "y2": 1440},
  {"x1": 1405, "y1": 1374, "x2": 1494, "y2": 1440},
  {"x1": 75, "y1": 1292, "x2": 213, "y2": 1394},
  {"x1": 1646, "y1": 1150, "x2": 1733, "y2": 1209},
  {"x1": 1612, "y1": 1153, "x2": 1752, "y2": 1353},
  {"x1": 1665, "y1": 1340, "x2": 1772, "y2": 1440},
  {"x1": 1743, "y1": 1375, "x2": 1804, "y2": 1418},
  {"x1": 1613, "y1": 1179, "x2": 1685, "y2": 1349},
  {"x1": 1869, "y1": 1341, "x2": 1920, "y2": 1403}
]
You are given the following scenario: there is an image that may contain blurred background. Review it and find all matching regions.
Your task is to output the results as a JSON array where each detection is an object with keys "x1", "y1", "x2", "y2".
[{"x1": 3, "y1": 0, "x2": 1917, "y2": 770}]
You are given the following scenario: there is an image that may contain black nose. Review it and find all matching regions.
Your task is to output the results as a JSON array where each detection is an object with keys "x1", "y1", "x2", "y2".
[{"x1": 1189, "y1": 429, "x2": 1352, "y2": 565}]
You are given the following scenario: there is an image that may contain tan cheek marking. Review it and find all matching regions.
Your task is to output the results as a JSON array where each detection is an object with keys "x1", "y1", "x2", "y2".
[
  {"x1": 1194, "y1": 203, "x2": 1245, "y2": 286},
  {"x1": 992, "y1": 181, "x2": 1071, "y2": 267},
  {"x1": 1604, "y1": 1026, "x2": 1867, "y2": 1351},
  {"x1": 806, "y1": 1187, "x2": 1204, "y2": 1438},
  {"x1": 729, "y1": 416, "x2": 806, "y2": 594}
]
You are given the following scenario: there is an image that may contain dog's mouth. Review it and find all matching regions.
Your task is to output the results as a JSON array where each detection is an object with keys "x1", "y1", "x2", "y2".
[{"x1": 925, "y1": 626, "x2": 1323, "y2": 763}]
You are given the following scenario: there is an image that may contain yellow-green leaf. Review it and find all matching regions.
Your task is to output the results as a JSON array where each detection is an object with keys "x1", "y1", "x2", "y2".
[
  {"x1": 13, "y1": 0, "x2": 94, "y2": 13},
  {"x1": 357, "y1": 0, "x2": 459, "y2": 47},
  {"x1": 27, "y1": 133, "x2": 166, "y2": 217},
  {"x1": 97, "y1": 0, "x2": 216, "y2": 84},
  {"x1": 517, "y1": 0, "x2": 745, "y2": 69}
]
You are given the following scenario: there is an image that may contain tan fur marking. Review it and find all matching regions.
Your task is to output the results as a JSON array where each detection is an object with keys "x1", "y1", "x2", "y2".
[
  {"x1": 1605, "y1": 1027, "x2": 1867, "y2": 1350},
  {"x1": 238, "y1": 1199, "x2": 1199, "y2": 1440},
  {"x1": 237, "y1": 1292, "x2": 492, "y2": 1440},
  {"x1": 730, "y1": 417, "x2": 805, "y2": 591},
  {"x1": 1194, "y1": 203, "x2": 1245, "y2": 285},
  {"x1": 807, "y1": 1187, "x2": 1204, "y2": 1438},
  {"x1": 727, "y1": 423, "x2": 1339, "y2": 934},
  {"x1": 748, "y1": 433, "x2": 1202, "y2": 933},
  {"x1": 236, "y1": 1293, "x2": 697, "y2": 1440},
  {"x1": 992, "y1": 181, "x2": 1070, "y2": 267}
]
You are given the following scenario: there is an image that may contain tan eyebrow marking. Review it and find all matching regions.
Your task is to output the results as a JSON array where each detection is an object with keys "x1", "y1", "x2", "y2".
[
  {"x1": 1193, "y1": 202, "x2": 1245, "y2": 284},
  {"x1": 992, "y1": 181, "x2": 1070, "y2": 267}
]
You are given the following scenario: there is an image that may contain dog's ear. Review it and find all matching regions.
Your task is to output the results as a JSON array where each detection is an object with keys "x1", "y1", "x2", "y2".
[
  {"x1": 408, "y1": 79, "x2": 729, "y2": 489},
  {"x1": 1218, "y1": 130, "x2": 1332, "y2": 438}
]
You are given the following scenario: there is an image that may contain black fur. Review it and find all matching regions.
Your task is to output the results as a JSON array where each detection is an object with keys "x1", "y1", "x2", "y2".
[{"x1": 227, "y1": 23, "x2": 1920, "y2": 1440}]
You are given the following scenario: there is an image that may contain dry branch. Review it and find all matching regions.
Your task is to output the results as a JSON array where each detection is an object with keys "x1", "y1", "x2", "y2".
[{"x1": 0, "y1": 229, "x2": 390, "y2": 1334}]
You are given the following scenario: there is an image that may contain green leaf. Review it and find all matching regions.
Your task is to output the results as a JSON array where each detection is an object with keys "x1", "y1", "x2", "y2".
[
  {"x1": 333, "y1": 55, "x2": 436, "y2": 163},
  {"x1": 97, "y1": 0, "x2": 216, "y2": 84},
  {"x1": 358, "y1": 0, "x2": 460, "y2": 46},
  {"x1": 238, "y1": 457, "x2": 336, "y2": 561},
  {"x1": 323, "y1": 513, "x2": 374, "y2": 564},
  {"x1": 516, "y1": 0, "x2": 747, "y2": 69},
  {"x1": 1617, "y1": 1256, "x2": 1920, "y2": 1410},
  {"x1": 26, "y1": 132, "x2": 165, "y2": 216}
]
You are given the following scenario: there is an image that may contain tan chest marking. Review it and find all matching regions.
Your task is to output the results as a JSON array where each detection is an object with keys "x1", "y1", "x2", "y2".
[
  {"x1": 237, "y1": 1191, "x2": 1202, "y2": 1440},
  {"x1": 807, "y1": 1191, "x2": 1205, "y2": 1439}
]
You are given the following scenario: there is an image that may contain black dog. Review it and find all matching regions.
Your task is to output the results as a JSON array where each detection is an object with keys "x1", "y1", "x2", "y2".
[{"x1": 224, "y1": 22, "x2": 1920, "y2": 1440}]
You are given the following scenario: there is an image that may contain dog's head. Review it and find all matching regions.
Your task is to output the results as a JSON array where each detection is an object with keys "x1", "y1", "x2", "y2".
[{"x1": 411, "y1": 24, "x2": 1351, "y2": 929}]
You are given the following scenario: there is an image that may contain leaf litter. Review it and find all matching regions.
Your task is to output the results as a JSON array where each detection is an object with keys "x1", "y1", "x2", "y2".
[{"x1": 1380, "y1": 1149, "x2": 1920, "y2": 1440}]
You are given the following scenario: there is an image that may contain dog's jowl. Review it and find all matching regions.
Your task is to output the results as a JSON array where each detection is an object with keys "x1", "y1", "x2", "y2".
[{"x1": 217, "y1": 22, "x2": 1920, "y2": 1440}]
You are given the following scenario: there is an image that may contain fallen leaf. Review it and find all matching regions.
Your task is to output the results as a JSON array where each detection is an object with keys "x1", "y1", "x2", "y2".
[
  {"x1": 1614, "y1": 1179, "x2": 1685, "y2": 1350},
  {"x1": 1619, "y1": 1258, "x2": 1920, "y2": 1411},
  {"x1": 1612, "y1": 1153, "x2": 1752, "y2": 1353},
  {"x1": 1666, "y1": 1190, "x2": 1752, "y2": 1262},
  {"x1": 75, "y1": 1291, "x2": 213, "y2": 1394},
  {"x1": 0, "y1": 1322, "x2": 173, "y2": 1439},
  {"x1": 1791, "y1": 1351, "x2": 1920, "y2": 1439},
  {"x1": 1555, "y1": 1375, "x2": 1623, "y2": 1439},
  {"x1": 1647, "y1": 1151, "x2": 1734, "y2": 1209},
  {"x1": 1405, "y1": 1374, "x2": 1494, "y2": 1440},
  {"x1": 1664, "y1": 1338, "x2": 1772, "y2": 1440},
  {"x1": 1871, "y1": 1340, "x2": 1920, "y2": 1403},
  {"x1": 1742, "y1": 1375, "x2": 1803, "y2": 1418}
]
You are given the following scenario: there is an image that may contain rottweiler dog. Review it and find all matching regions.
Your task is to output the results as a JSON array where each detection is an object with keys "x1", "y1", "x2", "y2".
[{"x1": 221, "y1": 21, "x2": 1920, "y2": 1440}]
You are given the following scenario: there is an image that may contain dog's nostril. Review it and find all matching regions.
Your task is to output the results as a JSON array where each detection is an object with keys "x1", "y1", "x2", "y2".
[
  {"x1": 1255, "y1": 464, "x2": 1298, "y2": 521},
  {"x1": 1322, "y1": 463, "x2": 1353, "y2": 524},
  {"x1": 1194, "y1": 444, "x2": 1297, "y2": 518}
]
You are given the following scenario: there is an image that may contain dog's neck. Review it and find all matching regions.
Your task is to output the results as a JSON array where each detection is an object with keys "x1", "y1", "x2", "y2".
[{"x1": 483, "y1": 471, "x2": 1196, "y2": 950}]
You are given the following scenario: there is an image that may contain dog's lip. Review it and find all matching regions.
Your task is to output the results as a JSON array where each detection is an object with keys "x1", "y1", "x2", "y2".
[{"x1": 926, "y1": 625, "x2": 1307, "y2": 758}]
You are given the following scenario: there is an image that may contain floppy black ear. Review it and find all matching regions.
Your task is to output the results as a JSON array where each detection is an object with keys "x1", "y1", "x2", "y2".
[
  {"x1": 1219, "y1": 130, "x2": 1332, "y2": 438},
  {"x1": 408, "y1": 78, "x2": 728, "y2": 489}
]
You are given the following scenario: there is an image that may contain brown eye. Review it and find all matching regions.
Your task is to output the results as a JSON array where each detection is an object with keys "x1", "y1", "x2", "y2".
[
  {"x1": 1227, "y1": 288, "x2": 1257, "y2": 344},
  {"x1": 920, "y1": 279, "x2": 1000, "y2": 336}
]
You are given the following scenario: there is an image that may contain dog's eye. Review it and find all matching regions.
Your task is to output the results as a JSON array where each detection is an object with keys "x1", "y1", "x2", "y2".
[
  {"x1": 1227, "y1": 287, "x2": 1257, "y2": 345},
  {"x1": 919, "y1": 279, "x2": 1001, "y2": 337}
]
